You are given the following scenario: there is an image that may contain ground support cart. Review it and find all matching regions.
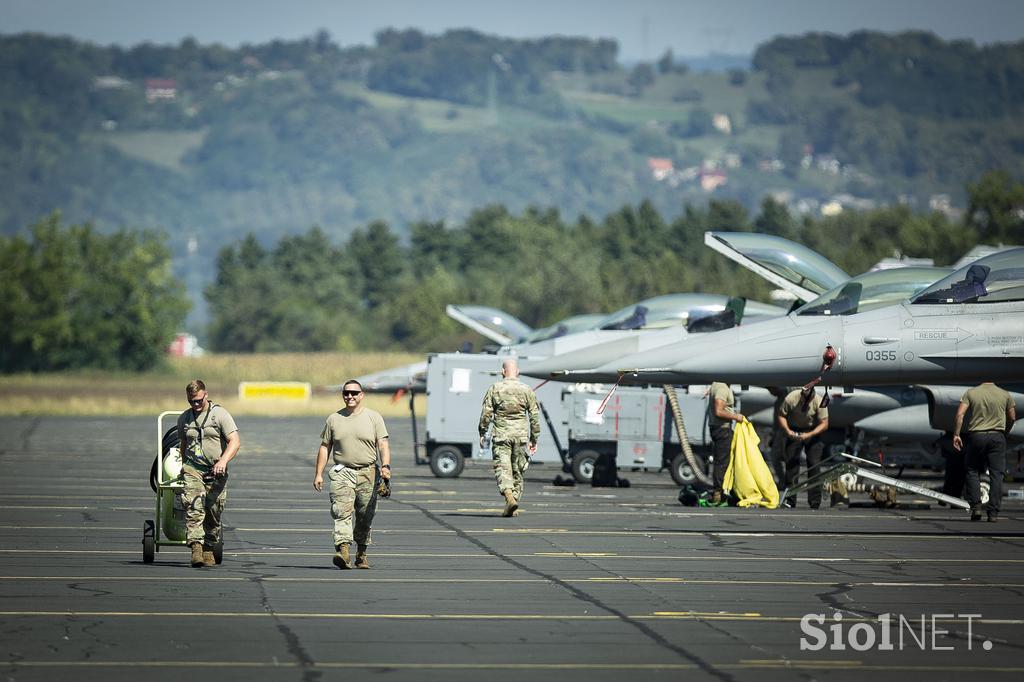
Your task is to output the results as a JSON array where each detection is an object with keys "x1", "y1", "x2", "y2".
[{"x1": 142, "y1": 411, "x2": 223, "y2": 564}]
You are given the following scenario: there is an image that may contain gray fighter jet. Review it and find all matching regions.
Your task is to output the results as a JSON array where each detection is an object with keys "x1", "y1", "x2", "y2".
[
  {"x1": 527, "y1": 256, "x2": 951, "y2": 386},
  {"x1": 600, "y1": 247, "x2": 1024, "y2": 388},
  {"x1": 357, "y1": 295, "x2": 785, "y2": 392}
]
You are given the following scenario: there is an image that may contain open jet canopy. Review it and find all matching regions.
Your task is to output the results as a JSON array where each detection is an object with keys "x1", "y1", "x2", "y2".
[
  {"x1": 704, "y1": 231, "x2": 849, "y2": 301},
  {"x1": 445, "y1": 304, "x2": 533, "y2": 346}
]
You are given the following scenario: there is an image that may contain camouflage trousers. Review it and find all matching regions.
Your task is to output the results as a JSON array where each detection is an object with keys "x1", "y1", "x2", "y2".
[
  {"x1": 182, "y1": 467, "x2": 227, "y2": 546},
  {"x1": 492, "y1": 440, "x2": 529, "y2": 501},
  {"x1": 328, "y1": 464, "x2": 378, "y2": 547}
]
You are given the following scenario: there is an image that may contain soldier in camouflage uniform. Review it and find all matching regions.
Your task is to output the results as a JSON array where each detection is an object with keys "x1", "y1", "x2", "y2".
[
  {"x1": 176, "y1": 379, "x2": 240, "y2": 568},
  {"x1": 313, "y1": 380, "x2": 392, "y2": 569},
  {"x1": 479, "y1": 359, "x2": 540, "y2": 517}
]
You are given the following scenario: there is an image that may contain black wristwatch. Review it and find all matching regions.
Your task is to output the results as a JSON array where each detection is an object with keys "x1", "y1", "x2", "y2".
[{"x1": 381, "y1": 464, "x2": 391, "y2": 470}]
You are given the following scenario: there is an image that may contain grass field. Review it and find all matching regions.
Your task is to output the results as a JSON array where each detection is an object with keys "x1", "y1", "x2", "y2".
[
  {"x1": 0, "y1": 352, "x2": 426, "y2": 418},
  {"x1": 101, "y1": 129, "x2": 207, "y2": 172}
]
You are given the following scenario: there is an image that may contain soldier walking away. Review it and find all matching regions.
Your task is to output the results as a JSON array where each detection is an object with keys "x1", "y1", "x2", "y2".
[
  {"x1": 777, "y1": 387, "x2": 830, "y2": 509},
  {"x1": 708, "y1": 381, "x2": 745, "y2": 506},
  {"x1": 313, "y1": 380, "x2": 392, "y2": 569},
  {"x1": 479, "y1": 359, "x2": 540, "y2": 517},
  {"x1": 953, "y1": 382, "x2": 1016, "y2": 522},
  {"x1": 176, "y1": 380, "x2": 240, "y2": 568}
]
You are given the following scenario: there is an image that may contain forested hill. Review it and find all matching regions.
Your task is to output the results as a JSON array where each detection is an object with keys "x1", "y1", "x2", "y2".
[
  {"x1": 2, "y1": 28, "x2": 1024, "y2": 329},
  {"x1": 4, "y1": 27, "x2": 1024, "y2": 362},
  {"x1": 4, "y1": 28, "x2": 1024, "y2": 243}
]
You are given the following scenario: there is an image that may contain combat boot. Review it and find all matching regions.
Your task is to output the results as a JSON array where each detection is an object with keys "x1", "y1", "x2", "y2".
[
  {"x1": 355, "y1": 545, "x2": 370, "y2": 569},
  {"x1": 333, "y1": 544, "x2": 350, "y2": 569},
  {"x1": 502, "y1": 490, "x2": 518, "y2": 517},
  {"x1": 202, "y1": 545, "x2": 216, "y2": 567},
  {"x1": 190, "y1": 542, "x2": 204, "y2": 568},
  {"x1": 970, "y1": 507, "x2": 983, "y2": 521}
]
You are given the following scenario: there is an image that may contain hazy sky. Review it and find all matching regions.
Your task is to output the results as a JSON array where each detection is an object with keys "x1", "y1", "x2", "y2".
[{"x1": 5, "y1": 0, "x2": 1023, "y2": 60}]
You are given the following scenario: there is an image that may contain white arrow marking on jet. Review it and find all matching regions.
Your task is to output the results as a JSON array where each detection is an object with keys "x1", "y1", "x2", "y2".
[{"x1": 913, "y1": 328, "x2": 974, "y2": 344}]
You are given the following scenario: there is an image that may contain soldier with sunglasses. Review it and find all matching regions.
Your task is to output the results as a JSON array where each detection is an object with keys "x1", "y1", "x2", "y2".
[
  {"x1": 313, "y1": 380, "x2": 392, "y2": 569},
  {"x1": 176, "y1": 379, "x2": 240, "y2": 568}
]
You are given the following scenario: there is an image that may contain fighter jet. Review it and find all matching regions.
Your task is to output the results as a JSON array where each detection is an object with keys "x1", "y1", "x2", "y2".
[
  {"x1": 530, "y1": 261, "x2": 953, "y2": 386},
  {"x1": 856, "y1": 388, "x2": 1024, "y2": 446},
  {"x1": 357, "y1": 295, "x2": 786, "y2": 392},
  {"x1": 602, "y1": 247, "x2": 1024, "y2": 388}
]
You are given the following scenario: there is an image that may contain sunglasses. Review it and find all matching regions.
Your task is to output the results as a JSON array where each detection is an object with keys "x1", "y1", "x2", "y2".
[
  {"x1": 342, "y1": 390, "x2": 362, "y2": 397},
  {"x1": 188, "y1": 395, "x2": 207, "y2": 405}
]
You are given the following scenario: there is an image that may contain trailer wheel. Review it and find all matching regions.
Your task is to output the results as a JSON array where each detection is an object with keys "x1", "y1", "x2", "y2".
[
  {"x1": 213, "y1": 540, "x2": 224, "y2": 565},
  {"x1": 669, "y1": 453, "x2": 697, "y2": 486},
  {"x1": 430, "y1": 445, "x2": 465, "y2": 478},
  {"x1": 571, "y1": 449, "x2": 599, "y2": 484},
  {"x1": 143, "y1": 520, "x2": 155, "y2": 564}
]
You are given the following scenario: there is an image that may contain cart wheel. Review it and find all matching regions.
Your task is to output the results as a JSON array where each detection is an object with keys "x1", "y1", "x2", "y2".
[
  {"x1": 213, "y1": 541, "x2": 223, "y2": 565},
  {"x1": 143, "y1": 520, "x2": 155, "y2": 564}
]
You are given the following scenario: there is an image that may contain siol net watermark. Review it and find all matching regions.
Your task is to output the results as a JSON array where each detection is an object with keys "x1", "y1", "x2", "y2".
[{"x1": 800, "y1": 613, "x2": 993, "y2": 652}]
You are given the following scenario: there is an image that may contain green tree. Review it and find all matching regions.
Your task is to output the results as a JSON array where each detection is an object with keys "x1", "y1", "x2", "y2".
[
  {"x1": 965, "y1": 170, "x2": 1024, "y2": 244},
  {"x1": 0, "y1": 213, "x2": 189, "y2": 371},
  {"x1": 627, "y1": 63, "x2": 656, "y2": 94}
]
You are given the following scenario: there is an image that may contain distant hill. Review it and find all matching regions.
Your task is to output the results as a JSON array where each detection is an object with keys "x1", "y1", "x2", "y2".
[{"x1": 2, "y1": 28, "x2": 1022, "y2": 326}]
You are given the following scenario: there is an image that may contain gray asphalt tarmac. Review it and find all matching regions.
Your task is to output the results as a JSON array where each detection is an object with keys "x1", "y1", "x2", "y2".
[{"x1": 1, "y1": 414, "x2": 1023, "y2": 681}]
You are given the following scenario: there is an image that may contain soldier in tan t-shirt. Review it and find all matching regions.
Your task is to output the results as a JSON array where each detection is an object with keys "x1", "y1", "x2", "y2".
[
  {"x1": 707, "y1": 382, "x2": 745, "y2": 506},
  {"x1": 176, "y1": 379, "x2": 240, "y2": 568},
  {"x1": 953, "y1": 382, "x2": 1016, "y2": 522},
  {"x1": 313, "y1": 380, "x2": 391, "y2": 569},
  {"x1": 777, "y1": 387, "x2": 830, "y2": 509}
]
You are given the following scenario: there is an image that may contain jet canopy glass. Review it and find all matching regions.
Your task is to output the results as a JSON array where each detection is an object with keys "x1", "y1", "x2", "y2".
[
  {"x1": 596, "y1": 293, "x2": 782, "y2": 331},
  {"x1": 446, "y1": 305, "x2": 533, "y2": 344},
  {"x1": 708, "y1": 232, "x2": 849, "y2": 296},
  {"x1": 795, "y1": 266, "x2": 951, "y2": 316},
  {"x1": 912, "y1": 248, "x2": 1024, "y2": 304},
  {"x1": 518, "y1": 313, "x2": 608, "y2": 344}
]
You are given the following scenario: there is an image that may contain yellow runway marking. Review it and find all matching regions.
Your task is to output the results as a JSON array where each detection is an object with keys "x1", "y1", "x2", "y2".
[
  {"x1": 6, "y1": 524, "x2": 1024, "y2": 541},
  {"x1": 3, "y1": 548, "x2": 1024, "y2": 563},
  {"x1": 536, "y1": 552, "x2": 618, "y2": 557},
  {"x1": 3, "y1": 660, "x2": 1024, "y2": 672},
  {"x1": 0, "y1": 611, "x2": 1021, "y2": 625},
  {"x1": 7, "y1": 660, "x2": 1024, "y2": 672},
  {"x1": 3, "y1": 575, "x2": 1023, "y2": 588}
]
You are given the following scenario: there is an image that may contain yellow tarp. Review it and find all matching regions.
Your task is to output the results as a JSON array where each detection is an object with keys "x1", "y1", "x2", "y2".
[{"x1": 723, "y1": 421, "x2": 780, "y2": 508}]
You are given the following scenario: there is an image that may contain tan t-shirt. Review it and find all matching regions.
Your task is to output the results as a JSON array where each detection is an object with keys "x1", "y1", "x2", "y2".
[
  {"x1": 177, "y1": 404, "x2": 238, "y2": 468},
  {"x1": 708, "y1": 382, "x2": 735, "y2": 427},
  {"x1": 320, "y1": 408, "x2": 389, "y2": 467},
  {"x1": 780, "y1": 389, "x2": 828, "y2": 430},
  {"x1": 961, "y1": 384, "x2": 1014, "y2": 432}
]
